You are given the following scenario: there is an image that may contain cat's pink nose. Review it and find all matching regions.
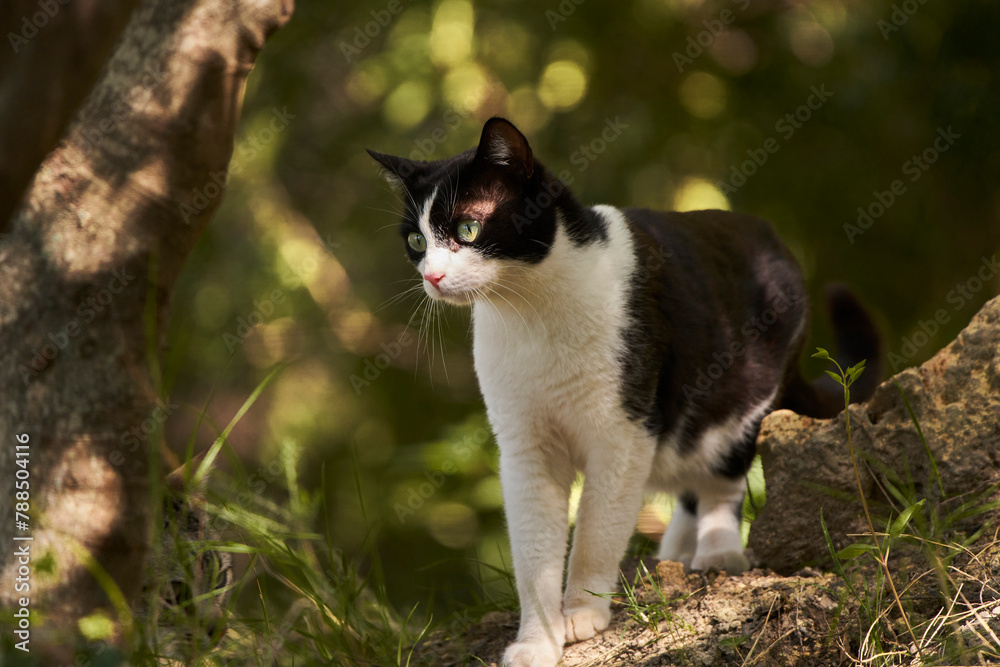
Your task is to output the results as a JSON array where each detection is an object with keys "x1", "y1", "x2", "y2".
[{"x1": 424, "y1": 272, "x2": 445, "y2": 288}]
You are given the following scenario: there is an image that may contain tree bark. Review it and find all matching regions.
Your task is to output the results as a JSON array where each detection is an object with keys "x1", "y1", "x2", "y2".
[
  {"x1": 0, "y1": 0, "x2": 144, "y2": 231},
  {"x1": 0, "y1": 0, "x2": 291, "y2": 658}
]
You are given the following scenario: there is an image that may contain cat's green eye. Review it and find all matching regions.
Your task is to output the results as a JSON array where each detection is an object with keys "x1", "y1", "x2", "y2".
[
  {"x1": 407, "y1": 231, "x2": 426, "y2": 252},
  {"x1": 457, "y1": 219, "x2": 482, "y2": 243}
]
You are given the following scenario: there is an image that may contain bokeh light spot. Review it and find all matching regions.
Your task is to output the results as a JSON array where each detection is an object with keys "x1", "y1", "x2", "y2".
[
  {"x1": 427, "y1": 502, "x2": 478, "y2": 549},
  {"x1": 537, "y1": 60, "x2": 588, "y2": 111},
  {"x1": 382, "y1": 79, "x2": 432, "y2": 130},
  {"x1": 679, "y1": 72, "x2": 727, "y2": 119},
  {"x1": 672, "y1": 177, "x2": 730, "y2": 211},
  {"x1": 505, "y1": 86, "x2": 550, "y2": 135},
  {"x1": 442, "y1": 63, "x2": 489, "y2": 114},
  {"x1": 346, "y1": 60, "x2": 389, "y2": 106},
  {"x1": 480, "y1": 20, "x2": 532, "y2": 72},
  {"x1": 430, "y1": 0, "x2": 474, "y2": 68},
  {"x1": 709, "y1": 30, "x2": 758, "y2": 75},
  {"x1": 790, "y1": 19, "x2": 834, "y2": 67},
  {"x1": 245, "y1": 317, "x2": 305, "y2": 368},
  {"x1": 471, "y1": 477, "x2": 503, "y2": 510},
  {"x1": 335, "y1": 308, "x2": 375, "y2": 354}
]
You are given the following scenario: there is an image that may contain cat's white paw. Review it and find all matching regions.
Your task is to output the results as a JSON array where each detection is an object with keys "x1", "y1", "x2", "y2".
[
  {"x1": 501, "y1": 640, "x2": 562, "y2": 667},
  {"x1": 690, "y1": 549, "x2": 750, "y2": 574},
  {"x1": 563, "y1": 605, "x2": 611, "y2": 643}
]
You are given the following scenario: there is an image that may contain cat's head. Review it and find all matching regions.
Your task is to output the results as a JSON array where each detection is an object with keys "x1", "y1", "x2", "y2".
[
  {"x1": 137, "y1": 456, "x2": 234, "y2": 658},
  {"x1": 368, "y1": 118, "x2": 569, "y2": 306}
]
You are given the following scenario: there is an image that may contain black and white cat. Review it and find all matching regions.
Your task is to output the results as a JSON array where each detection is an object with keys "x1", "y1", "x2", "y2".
[{"x1": 369, "y1": 118, "x2": 879, "y2": 667}]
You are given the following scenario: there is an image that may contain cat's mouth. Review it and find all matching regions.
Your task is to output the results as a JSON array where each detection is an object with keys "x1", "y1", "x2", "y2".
[{"x1": 425, "y1": 279, "x2": 475, "y2": 306}]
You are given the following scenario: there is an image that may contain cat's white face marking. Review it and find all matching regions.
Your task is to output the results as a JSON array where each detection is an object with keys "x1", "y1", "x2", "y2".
[{"x1": 415, "y1": 187, "x2": 501, "y2": 306}]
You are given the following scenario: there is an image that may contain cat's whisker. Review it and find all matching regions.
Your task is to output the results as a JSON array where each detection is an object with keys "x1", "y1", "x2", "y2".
[
  {"x1": 392, "y1": 176, "x2": 419, "y2": 213},
  {"x1": 435, "y1": 299, "x2": 450, "y2": 385},
  {"x1": 449, "y1": 170, "x2": 460, "y2": 218},
  {"x1": 424, "y1": 298, "x2": 437, "y2": 377},
  {"x1": 418, "y1": 297, "x2": 434, "y2": 378},
  {"x1": 405, "y1": 293, "x2": 431, "y2": 378},
  {"x1": 365, "y1": 204, "x2": 406, "y2": 218},
  {"x1": 376, "y1": 180, "x2": 418, "y2": 223},
  {"x1": 489, "y1": 281, "x2": 542, "y2": 323},
  {"x1": 491, "y1": 277, "x2": 544, "y2": 312},
  {"x1": 473, "y1": 285, "x2": 508, "y2": 343},
  {"x1": 375, "y1": 283, "x2": 426, "y2": 312},
  {"x1": 485, "y1": 285, "x2": 531, "y2": 331},
  {"x1": 486, "y1": 290, "x2": 517, "y2": 365},
  {"x1": 489, "y1": 291, "x2": 515, "y2": 365},
  {"x1": 401, "y1": 289, "x2": 427, "y2": 332},
  {"x1": 496, "y1": 264, "x2": 544, "y2": 284}
]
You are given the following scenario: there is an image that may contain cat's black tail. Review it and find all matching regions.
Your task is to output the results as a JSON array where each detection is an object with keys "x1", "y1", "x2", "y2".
[{"x1": 780, "y1": 284, "x2": 882, "y2": 419}]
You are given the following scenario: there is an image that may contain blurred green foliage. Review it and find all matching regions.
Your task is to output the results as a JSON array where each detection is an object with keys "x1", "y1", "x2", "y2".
[{"x1": 164, "y1": 0, "x2": 1000, "y2": 624}]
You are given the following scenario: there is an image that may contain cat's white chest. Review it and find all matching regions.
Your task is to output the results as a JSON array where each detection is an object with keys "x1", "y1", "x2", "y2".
[
  {"x1": 473, "y1": 298, "x2": 620, "y2": 415},
  {"x1": 470, "y1": 207, "x2": 636, "y2": 449}
]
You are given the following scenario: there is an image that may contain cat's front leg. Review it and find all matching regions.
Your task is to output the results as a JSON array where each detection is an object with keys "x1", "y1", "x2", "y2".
[
  {"x1": 498, "y1": 442, "x2": 574, "y2": 667},
  {"x1": 562, "y1": 429, "x2": 656, "y2": 643}
]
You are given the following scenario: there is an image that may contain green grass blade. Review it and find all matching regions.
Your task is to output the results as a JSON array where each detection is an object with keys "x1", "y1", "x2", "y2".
[
  {"x1": 894, "y1": 380, "x2": 944, "y2": 498},
  {"x1": 889, "y1": 499, "x2": 926, "y2": 539},
  {"x1": 193, "y1": 363, "x2": 286, "y2": 486}
]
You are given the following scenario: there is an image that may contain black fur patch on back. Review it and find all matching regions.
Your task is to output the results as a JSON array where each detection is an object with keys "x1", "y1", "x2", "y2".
[{"x1": 617, "y1": 209, "x2": 809, "y2": 457}]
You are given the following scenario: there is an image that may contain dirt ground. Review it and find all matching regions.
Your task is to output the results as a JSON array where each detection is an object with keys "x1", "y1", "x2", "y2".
[
  {"x1": 412, "y1": 558, "x2": 861, "y2": 667},
  {"x1": 411, "y1": 532, "x2": 1000, "y2": 667}
]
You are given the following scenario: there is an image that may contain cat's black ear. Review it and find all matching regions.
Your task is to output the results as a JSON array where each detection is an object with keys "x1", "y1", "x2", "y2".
[
  {"x1": 475, "y1": 117, "x2": 534, "y2": 177},
  {"x1": 367, "y1": 149, "x2": 421, "y2": 190},
  {"x1": 165, "y1": 452, "x2": 210, "y2": 494}
]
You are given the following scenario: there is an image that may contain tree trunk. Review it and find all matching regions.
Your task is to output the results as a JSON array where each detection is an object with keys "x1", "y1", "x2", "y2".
[
  {"x1": 0, "y1": 0, "x2": 143, "y2": 230},
  {"x1": 0, "y1": 0, "x2": 292, "y2": 659}
]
